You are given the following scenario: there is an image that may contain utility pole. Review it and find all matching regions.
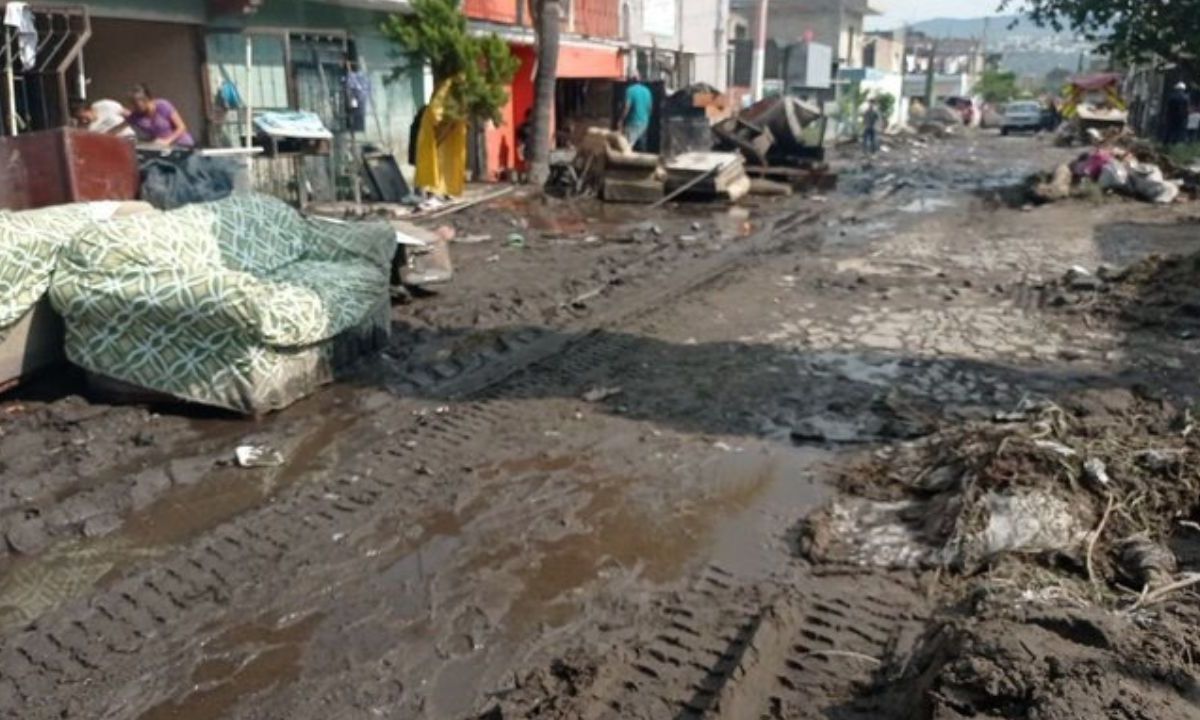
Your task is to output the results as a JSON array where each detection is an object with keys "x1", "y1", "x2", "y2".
[
  {"x1": 924, "y1": 39, "x2": 938, "y2": 109},
  {"x1": 750, "y1": 0, "x2": 769, "y2": 101}
]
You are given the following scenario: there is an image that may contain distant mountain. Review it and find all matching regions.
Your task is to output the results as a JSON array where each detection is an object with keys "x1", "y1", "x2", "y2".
[
  {"x1": 907, "y1": 15, "x2": 1059, "y2": 41},
  {"x1": 906, "y1": 15, "x2": 1100, "y2": 79}
]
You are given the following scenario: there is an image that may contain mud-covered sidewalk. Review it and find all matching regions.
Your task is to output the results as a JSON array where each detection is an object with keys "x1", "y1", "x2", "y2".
[{"x1": 3, "y1": 132, "x2": 1200, "y2": 719}]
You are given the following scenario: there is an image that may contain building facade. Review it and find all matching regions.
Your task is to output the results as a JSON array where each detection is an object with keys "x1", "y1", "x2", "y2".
[
  {"x1": 463, "y1": 0, "x2": 626, "y2": 179},
  {"x1": 7, "y1": 0, "x2": 426, "y2": 201}
]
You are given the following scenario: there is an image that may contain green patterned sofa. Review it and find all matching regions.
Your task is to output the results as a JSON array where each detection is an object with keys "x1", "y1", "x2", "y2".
[
  {"x1": 49, "y1": 193, "x2": 394, "y2": 414},
  {"x1": 0, "y1": 204, "x2": 139, "y2": 388}
]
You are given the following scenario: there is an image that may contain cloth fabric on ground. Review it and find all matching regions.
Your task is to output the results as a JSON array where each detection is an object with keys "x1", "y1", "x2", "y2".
[
  {"x1": 254, "y1": 111, "x2": 334, "y2": 140},
  {"x1": 415, "y1": 80, "x2": 467, "y2": 197},
  {"x1": 49, "y1": 193, "x2": 394, "y2": 414},
  {"x1": 139, "y1": 153, "x2": 238, "y2": 210},
  {"x1": 4, "y1": 2, "x2": 36, "y2": 68}
]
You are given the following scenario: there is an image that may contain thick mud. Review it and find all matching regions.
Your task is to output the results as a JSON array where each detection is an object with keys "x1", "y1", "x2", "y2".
[{"x1": 3, "y1": 132, "x2": 1200, "y2": 718}]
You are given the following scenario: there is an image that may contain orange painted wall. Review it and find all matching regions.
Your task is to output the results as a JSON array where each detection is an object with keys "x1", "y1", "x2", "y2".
[
  {"x1": 572, "y1": 0, "x2": 619, "y2": 38},
  {"x1": 462, "y1": 0, "x2": 521, "y2": 24}
]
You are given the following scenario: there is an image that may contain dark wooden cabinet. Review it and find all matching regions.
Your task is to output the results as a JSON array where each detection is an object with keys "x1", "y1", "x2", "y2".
[{"x1": 0, "y1": 128, "x2": 139, "y2": 211}]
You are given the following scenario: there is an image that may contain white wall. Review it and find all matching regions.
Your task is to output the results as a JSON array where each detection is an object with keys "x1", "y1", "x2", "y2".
[{"x1": 680, "y1": 0, "x2": 729, "y2": 89}]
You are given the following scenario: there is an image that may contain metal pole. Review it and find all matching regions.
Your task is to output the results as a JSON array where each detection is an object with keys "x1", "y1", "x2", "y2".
[
  {"x1": 749, "y1": 0, "x2": 769, "y2": 102},
  {"x1": 245, "y1": 34, "x2": 253, "y2": 148},
  {"x1": 5, "y1": 29, "x2": 17, "y2": 135},
  {"x1": 76, "y1": 53, "x2": 86, "y2": 99}
]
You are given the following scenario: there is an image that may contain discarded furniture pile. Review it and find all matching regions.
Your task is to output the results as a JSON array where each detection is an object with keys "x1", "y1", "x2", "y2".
[
  {"x1": 712, "y1": 95, "x2": 835, "y2": 192},
  {"x1": 572, "y1": 93, "x2": 833, "y2": 205},
  {"x1": 581, "y1": 130, "x2": 664, "y2": 204}
]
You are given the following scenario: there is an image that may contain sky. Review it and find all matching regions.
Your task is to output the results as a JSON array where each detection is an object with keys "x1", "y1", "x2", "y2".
[{"x1": 866, "y1": 0, "x2": 1012, "y2": 29}]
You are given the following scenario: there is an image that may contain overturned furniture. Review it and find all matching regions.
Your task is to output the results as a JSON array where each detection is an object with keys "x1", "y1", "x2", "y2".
[
  {"x1": 49, "y1": 193, "x2": 394, "y2": 414},
  {"x1": 714, "y1": 94, "x2": 834, "y2": 191},
  {"x1": 581, "y1": 129, "x2": 664, "y2": 204},
  {"x1": 664, "y1": 152, "x2": 751, "y2": 203},
  {"x1": 0, "y1": 202, "x2": 150, "y2": 391}
]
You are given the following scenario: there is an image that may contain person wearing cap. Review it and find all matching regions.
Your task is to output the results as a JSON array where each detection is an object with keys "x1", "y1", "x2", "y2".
[{"x1": 1166, "y1": 82, "x2": 1191, "y2": 145}]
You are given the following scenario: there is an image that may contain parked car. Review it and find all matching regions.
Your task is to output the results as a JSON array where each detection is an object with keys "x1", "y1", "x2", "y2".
[
  {"x1": 1001, "y1": 101, "x2": 1044, "y2": 135},
  {"x1": 944, "y1": 96, "x2": 975, "y2": 125}
]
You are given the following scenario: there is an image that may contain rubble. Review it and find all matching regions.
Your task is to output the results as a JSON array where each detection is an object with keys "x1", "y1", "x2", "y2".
[{"x1": 803, "y1": 390, "x2": 1200, "y2": 594}]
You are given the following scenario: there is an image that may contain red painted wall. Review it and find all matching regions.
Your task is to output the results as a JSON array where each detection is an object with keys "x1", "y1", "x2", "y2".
[
  {"x1": 462, "y1": 0, "x2": 521, "y2": 24},
  {"x1": 484, "y1": 44, "x2": 536, "y2": 178},
  {"x1": 572, "y1": 0, "x2": 619, "y2": 38}
]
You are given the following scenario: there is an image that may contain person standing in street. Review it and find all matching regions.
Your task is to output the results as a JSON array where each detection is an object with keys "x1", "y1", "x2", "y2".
[
  {"x1": 862, "y1": 99, "x2": 881, "y2": 156},
  {"x1": 1165, "y1": 82, "x2": 1191, "y2": 145},
  {"x1": 620, "y1": 73, "x2": 653, "y2": 151}
]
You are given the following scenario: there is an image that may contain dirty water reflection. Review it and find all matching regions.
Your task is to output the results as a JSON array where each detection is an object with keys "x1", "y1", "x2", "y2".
[{"x1": 0, "y1": 392, "x2": 361, "y2": 632}]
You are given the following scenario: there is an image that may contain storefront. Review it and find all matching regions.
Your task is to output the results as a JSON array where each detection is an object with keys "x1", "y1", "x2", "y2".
[{"x1": 480, "y1": 36, "x2": 625, "y2": 180}]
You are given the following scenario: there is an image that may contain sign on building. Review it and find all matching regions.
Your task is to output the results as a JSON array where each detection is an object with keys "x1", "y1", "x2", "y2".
[{"x1": 643, "y1": 0, "x2": 676, "y2": 37}]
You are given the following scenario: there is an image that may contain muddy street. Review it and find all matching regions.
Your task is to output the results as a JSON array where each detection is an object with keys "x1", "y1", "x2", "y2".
[{"x1": 3, "y1": 131, "x2": 1200, "y2": 719}]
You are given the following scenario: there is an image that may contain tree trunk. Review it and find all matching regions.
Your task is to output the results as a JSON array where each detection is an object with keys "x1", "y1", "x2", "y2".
[{"x1": 528, "y1": 0, "x2": 561, "y2": 186}]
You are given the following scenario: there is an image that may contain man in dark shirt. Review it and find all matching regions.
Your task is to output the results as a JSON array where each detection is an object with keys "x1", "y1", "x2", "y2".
[
  {"x1": 862, "y1": 100, "x2": 881, "y2": 155},
  {"x1": 1166, "y1": 82, "x2": 1190, "y2": 145}
]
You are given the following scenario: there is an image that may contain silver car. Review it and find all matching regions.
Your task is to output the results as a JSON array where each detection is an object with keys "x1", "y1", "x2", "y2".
[{"x1": 1002, "y1": 101, "x2": 1044, "y2": 135}]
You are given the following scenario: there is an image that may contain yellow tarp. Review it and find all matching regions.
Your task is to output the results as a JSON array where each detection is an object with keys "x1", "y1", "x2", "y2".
[{"x1": 415, "y1": 79, "x2": 467, "y2": 197}]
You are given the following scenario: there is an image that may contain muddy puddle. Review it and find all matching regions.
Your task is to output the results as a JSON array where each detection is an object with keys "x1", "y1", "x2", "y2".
[
  {"x1": 138, "y1": 612, "x2": 324, "y2": 720},
  {"x1": 372, "y1": 441, "x2": 834, "y2": 717},
  {"x1": 0, "y1": 388, "x2": 364, "y2": 632},
  {"x1": 487, "y1": 194, "x2": 760, "y2": 241}
]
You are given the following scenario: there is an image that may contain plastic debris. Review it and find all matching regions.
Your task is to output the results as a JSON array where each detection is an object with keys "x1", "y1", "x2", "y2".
[{"x1": 235, "y1": 445, "x2": 285, "y2": 468}]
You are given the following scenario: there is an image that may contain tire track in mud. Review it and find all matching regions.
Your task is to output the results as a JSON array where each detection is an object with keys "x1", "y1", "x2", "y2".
[
  {"x1": 0, "y1": 212, "x2": 821, "y2": 718},
  {"x1": 489, "y1": 568, "x2": 927, "y2": 720}
]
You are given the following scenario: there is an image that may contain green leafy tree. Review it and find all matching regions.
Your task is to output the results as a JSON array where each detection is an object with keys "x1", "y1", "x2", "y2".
[
  {"x1": 874, "y1": 92, "x2": 896, "y2": 122},
  {"x1": 382, "y1": 0, "x2": 518, "y2": 125},
  {"x1": 1001, "y1": 0, "x2": 1200, "y2": 76},
  {"x1": 975, "y1": 70, "x2": 1021, "y2": 103}
]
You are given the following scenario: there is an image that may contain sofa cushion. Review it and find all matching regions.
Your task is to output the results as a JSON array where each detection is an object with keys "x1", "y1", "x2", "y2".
[{"x1": 255, "y1": 260, "x2": 388, "y2": 347}]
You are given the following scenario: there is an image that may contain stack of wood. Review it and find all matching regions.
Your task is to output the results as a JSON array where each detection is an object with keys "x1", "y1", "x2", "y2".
[
  {"x1": 663, "y1": 152, "x2": 751, "y2": 203},
  {"x1": 577, "y1": 129, "x2": 664, "y2": 204}
]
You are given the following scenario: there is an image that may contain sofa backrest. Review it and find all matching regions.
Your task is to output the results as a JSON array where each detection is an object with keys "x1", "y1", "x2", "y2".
[
  {"x1": 0, "y1": 204, "x2": 106, "y2": 332},
  {"x1": 198, "y1": 193, "x2": 309, "y2": 275}
]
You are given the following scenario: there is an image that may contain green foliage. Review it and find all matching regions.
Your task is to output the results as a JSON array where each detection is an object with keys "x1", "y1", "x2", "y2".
[
  {"x1": 874, "y1": 92, "x2": 896, "y2": 121},
  {"x1": 1165, "y1": 142, "x2": 1200, "y2": 167},
  {"x1": 1002, "y1": 0, "x2": 1200, "y2": 75},
  {"x1": 975, "y1": 70, "x2": 1021, "y2": 104},
  {"x1": 382, "y1": 0, "x2": 519, "y2": 125}
]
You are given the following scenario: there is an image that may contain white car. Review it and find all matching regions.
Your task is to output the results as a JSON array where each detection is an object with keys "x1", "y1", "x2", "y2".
[{"x1": 1001, "y1": 101, "x2": 1044, "y2": 135}]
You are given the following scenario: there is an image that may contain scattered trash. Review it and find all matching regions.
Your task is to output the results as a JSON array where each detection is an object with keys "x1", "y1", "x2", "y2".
[
  {"x1": 506, "y1": 233, "x2": 527, "y2": 248},
  {"x1": 581, "y1": 386, "x2": 622, "y2": 403},
  {"x1": 235, "y1": 445, "x2": 285, "y2": 468}
]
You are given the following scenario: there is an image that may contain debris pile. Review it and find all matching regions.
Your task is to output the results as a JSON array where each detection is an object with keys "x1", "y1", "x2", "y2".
[
  {"x1": 663, "y1": 151, "x2": 751, "y2": 203},
  {"x1": 1031, "y1": 139, "x2": 1195, "y2": 205},
  {"x1": 1043, "y1": 253, "x2": 1200, "y2": 332},
  {"x1": 803, "y1": 390, "x2": 1200, "y2": 598},
  {"x1": 577, "y1": 129, "x2": 665, "y2": 204}
]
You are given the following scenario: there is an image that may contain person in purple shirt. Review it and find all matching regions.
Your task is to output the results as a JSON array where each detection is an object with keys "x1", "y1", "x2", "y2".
[{"x1": 119, "y1": 83, "x2": 194, "y2": 148}]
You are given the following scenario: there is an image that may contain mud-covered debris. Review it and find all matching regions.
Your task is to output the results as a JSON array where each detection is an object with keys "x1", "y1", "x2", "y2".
[
  {"x1": 235, "y1": 445, "x2": 285, "y2": 468},
  {"x1": 581, "y1": 386, "x2": 622, "y2": 403},
  {"x1": 802, "y1": 390, "x2": 1200, "y2": 584},
  {"x1": 1118, "y1": 533, "x2": 1177, "y2": 587}
]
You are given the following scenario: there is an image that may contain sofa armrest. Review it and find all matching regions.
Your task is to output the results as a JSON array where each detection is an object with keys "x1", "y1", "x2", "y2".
[{"x1": 302, "y1": 216, "x2": 396, "y2": 270}]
